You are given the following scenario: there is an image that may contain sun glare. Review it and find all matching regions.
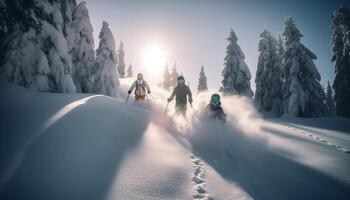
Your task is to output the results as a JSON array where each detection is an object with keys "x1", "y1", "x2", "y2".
[{"x1": 143, "y1": 47, "x2": 166, "y2": 74}]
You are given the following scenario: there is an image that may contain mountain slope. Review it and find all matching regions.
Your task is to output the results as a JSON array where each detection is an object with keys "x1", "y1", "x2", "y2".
[{"x1": 0, "y1": 79, "x2": 349, "y2": 200}]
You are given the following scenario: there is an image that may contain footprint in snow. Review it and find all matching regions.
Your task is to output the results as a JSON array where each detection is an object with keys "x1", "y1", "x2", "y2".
[
  {"x1": 190, "y1": 153, "x2": 213, "y2": 200},
  {"x1": 284, "y1": 125, "x2": 348, "y2": 155}
]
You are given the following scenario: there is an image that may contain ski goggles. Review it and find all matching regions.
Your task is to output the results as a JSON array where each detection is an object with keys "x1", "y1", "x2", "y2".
[
  {"x1": 211, "y1": 97, "x2": 220, "y2": 104},
  {"x1": 177, "y1": 79, "x2": 185, "y2": 84}
]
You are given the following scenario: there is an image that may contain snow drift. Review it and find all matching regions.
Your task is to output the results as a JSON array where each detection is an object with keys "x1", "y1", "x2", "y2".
[{"x1": 0, "y1": 79, "x2": 150, "y2": 200}]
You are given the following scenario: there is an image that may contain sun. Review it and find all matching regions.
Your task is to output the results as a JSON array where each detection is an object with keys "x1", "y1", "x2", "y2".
[{"x1": 143, "y1": 46, "x2": 166, "y2": 74}]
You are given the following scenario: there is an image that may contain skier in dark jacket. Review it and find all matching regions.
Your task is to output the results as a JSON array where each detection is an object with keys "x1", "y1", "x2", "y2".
[
  {"x1": 167, "y1": 76, "x2": 193, "y2": 115},
  {"x1": 205, "y1": 93, "x2": 227, "y2": 122}
]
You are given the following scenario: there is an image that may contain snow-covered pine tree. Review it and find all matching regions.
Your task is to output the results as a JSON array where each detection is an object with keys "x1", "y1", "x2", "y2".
[
  {"x1": 126, "y1": 64, "x2": 133, "y2": 78},
  {"x1": 0, "y1": 0, "x2": 76, "y2": 93},
  {"x1": 69, "y1": 1, "x2": 94, "y2": 93},
  {"x1": 254, "y1": 30, "x2": 283, "y2": 114},
  {"x1": 61, "y1": 0, "x2": 77, "y2": 40},
  {"x1": 170, "y1": 62, "x2": 179, "y2": 89},
  {"x1": 220, "y1": 29, "x2": 253, "y2": 98},
  {"x1": 162, "y1": 64, "x2": 171, "y2": 91},
  {"x1": 277, "y1": 36, "x2": 285, "y2": 59},
  {"x1": 92, "y1": 21, "x2": 119, "y2": 97},
  {"x1": 197, "y1": 66, "x2": 208, "y2": 93},
  {"x1": 277, "y1": 35, "x2": 285, "y2": 77},
  {"x1": 331, "y1": 7, "x2": 350, "y2": 117},
  {"x1": 321, "y1": 84, "x2": 326, "y2": 103},
  {"x1": 117, "y1": 41, "x2": 126, "y2": 78},
  {"x1": 282, "y1": 17, "x2": 327, "y2": 117},
  {"x1": 326, "y1": 81, "x2": 335, "y2": 115}
]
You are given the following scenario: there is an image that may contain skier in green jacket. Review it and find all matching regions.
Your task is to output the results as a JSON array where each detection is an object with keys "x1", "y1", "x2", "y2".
[{"x1": 167, "y1": 76, "x2": 193, "y2": 115}]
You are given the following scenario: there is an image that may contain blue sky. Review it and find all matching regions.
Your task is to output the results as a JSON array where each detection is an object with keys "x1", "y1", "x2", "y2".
[{"x1": 84, "y1": 0, "x2": 350, "y2": 90}]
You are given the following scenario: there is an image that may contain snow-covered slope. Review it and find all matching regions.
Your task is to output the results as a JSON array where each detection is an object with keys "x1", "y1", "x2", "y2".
[
  {"x1": 0, "y1": 79, "x2": 349, "y2": 200},
  {"x1": 0, "y1": 79, "x2": 150, "y2": 200}
]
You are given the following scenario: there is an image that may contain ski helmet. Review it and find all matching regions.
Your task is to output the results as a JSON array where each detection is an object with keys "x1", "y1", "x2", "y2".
[
  {"x1": 177, "y1": 76, "x2": 185, "y2": 84},
  {"x1": 210, "y1": 93, "x2": 221, "y2": 105},
  {"x1": 137, "y1": 73, "x2": 143, "y2": 80}
]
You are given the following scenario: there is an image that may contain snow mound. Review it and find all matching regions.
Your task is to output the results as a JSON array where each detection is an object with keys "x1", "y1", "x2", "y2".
[{"x1": 0, "y1": 79, "x2": 150, "y2": 200}]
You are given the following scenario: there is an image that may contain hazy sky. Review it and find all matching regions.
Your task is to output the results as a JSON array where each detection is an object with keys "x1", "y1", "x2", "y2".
[{"x1": 84, "y1": 0, "x2": 350, "y2": 91}]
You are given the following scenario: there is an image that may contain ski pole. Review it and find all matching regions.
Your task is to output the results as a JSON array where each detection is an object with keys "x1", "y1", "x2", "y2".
[
  {"x1": 125, "y1": 94, "x2": 130, "y2": 104},
  {"x1": 164, "y1": 102, "x2": 169, "y2": 114},
  {"x1": 146, "y1": 94, "x2": 150, "y2": 105}
]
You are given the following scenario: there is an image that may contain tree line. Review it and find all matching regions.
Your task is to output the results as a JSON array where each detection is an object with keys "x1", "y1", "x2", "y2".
[
  {"x1": 0, "y1": 1, "x2": 349, "y2": 117},
  {"x1": 0, "y1": 0, "x2": 132, "y2": 97},
  {"x1": 170, "y1": 8, "x2": 349, "y2": 118}
]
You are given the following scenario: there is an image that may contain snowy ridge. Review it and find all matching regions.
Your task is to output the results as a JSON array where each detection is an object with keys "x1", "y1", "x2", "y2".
[{"x1": 0, "y1": 95, "x2": 100, "y2": 188}]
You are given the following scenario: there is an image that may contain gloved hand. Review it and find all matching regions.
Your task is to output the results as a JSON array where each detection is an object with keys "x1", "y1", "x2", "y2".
[
  {"x1": 189, "y1": 97, "x2": 193, "y2": 103},
  {"x1": 128, "y1": 90, "x2": 132, "y2": 94},
  {"x1": 167, "y1": 98, "x2": 172, "y2": 102},
  {"x1": 147, "y1": 90, "x2": 151, "y2": 94}
]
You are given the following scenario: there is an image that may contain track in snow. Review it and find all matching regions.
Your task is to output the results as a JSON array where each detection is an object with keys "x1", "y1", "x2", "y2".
[
  {"x1": 283, "y1": 125, "x2": 350, "y2": 154},
  {"x1": 190, "y1": 153, "x2": 214, "y2": 200}
]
